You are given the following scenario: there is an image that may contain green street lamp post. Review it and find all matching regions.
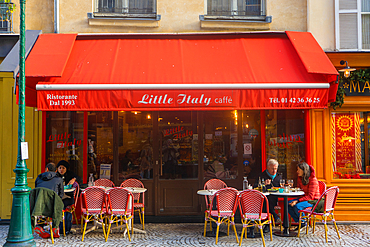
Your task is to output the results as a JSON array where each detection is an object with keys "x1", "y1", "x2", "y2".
[{"x1": 4, "y1": 0, "x2": 36, "y2": 245}]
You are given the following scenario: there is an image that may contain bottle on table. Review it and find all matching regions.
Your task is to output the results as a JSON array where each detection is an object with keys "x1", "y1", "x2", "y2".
[
  {"x1": 261, "y1": 178, "x2": 266, "y2": 193},
  {"x1": 258, "y1": 177, "x2": 262, "y2": 192},
  {"x1": 243, "y1": 177, "x2": 249, "y2": 190},
  {"x1": 88, "y1": 173, "x2": 94, "y2": 187}
]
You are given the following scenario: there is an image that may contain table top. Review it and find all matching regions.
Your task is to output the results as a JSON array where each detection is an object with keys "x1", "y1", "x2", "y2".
[
  {"x1": 270, "y1": 191, "x2": 304, "y2": 197},
  {"x1": 197, "y1": 189, "x2": 217, "y2": 196},
  {"x1": 197, "y1": 189, "x2": 269, "y2": 196},
  {"x1": 64, "y1": 187, "x2": 75, "y2": 193}
]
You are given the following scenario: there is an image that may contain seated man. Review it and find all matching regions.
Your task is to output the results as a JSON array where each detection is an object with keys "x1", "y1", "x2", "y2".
[
  {"x1": 34, "y1": 162, "x2": 64, "y2": 238},
  {"x1": 254, "y1": 159, "x2": 282, "y2": 231},
  {"x1": 35, "y1": 162, "x2": 64, "y2": 199}
]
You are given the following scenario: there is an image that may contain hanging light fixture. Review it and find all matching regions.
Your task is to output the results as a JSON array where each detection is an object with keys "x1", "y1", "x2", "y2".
[{"x1": 338, "y1": 60, "x2": 356, "y2": 78}]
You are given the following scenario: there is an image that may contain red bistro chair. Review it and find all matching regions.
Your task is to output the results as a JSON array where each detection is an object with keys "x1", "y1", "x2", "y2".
[
  {"x1": 81, "y1": 187, "x2": 107, "y2": 241},
  {"x1": 239, "y1": 189, "x2": 273, "y2": 247},
  {"x1": 95, "y1": 178, "x2": 115, "y2": 187},
  {"x1": 318, "y1": 180, "x2": 327, "y2": 195},
  {"x1": 203, "y1": 179, "x2": 227, "y2": 231},
  {"x1": 297, "y1": 186, "x2": 341, "y2": 243},
  {"x1": 203, "y1": 187, "x2": 239, "y2": 244},
  {"x1": 288, "y1": 180, "x2": 327, "y2": 228},
  {"x1": 105, "y1": 187, "x2": 134, "y2": 242},
  {"x1": 62, "y1": 182, "x2": 80, "y2": 236},
  {"x1": 120, "y1": 179, "x2": 146, "y2": 230}
]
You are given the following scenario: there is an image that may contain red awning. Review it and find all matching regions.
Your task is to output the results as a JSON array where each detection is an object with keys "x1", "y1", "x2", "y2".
[{"x1": 24, "y1": 31, "x2": 339, "y2": 111}]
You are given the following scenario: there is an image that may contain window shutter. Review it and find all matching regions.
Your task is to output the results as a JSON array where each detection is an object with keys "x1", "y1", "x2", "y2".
[
  {"x1": 339, "y1": 13, "x2": 359, "y2": 49},
  {"x1": 339, "y1": 0, "x2": 357, "y2": 10}
]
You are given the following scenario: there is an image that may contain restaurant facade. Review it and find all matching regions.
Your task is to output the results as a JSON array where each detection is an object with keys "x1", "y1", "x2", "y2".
[{"x1": 14, "y1": 31, "x2": 343, "y2": 218}]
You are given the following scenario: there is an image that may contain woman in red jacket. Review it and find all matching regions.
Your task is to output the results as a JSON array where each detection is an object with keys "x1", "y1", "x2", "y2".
[{"x1": 288, "y1": 162, "x2": 320, "y2": 230}]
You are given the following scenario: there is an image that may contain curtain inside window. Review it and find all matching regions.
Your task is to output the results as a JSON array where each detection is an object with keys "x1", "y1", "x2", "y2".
[{"x1": 362, "y1": 0, "x2": 370, "y2": 49}]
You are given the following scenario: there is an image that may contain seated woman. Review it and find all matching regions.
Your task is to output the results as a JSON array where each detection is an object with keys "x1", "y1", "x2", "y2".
[
  {"x1": 288, "y1": 162, "x2": 320, "y2": 230},
  {"x1": 56, "y1": 160, "x2": 82, "y2": 234}
]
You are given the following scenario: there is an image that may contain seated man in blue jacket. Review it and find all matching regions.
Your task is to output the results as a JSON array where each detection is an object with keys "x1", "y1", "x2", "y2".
[{"x1": 34, "y1": 162, "x2": 64, "y2": 238}]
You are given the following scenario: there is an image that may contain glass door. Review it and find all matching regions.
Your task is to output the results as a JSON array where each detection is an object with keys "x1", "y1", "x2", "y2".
[{"x1": 156, "y1": 111, "x2": 199, "y2": 214}]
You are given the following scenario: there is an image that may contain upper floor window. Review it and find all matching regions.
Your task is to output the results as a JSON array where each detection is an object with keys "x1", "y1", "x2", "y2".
[
  {"x1": 335, "y1": 0, "x2": 370, "y2": 50},
  {"x1": 94, "y1": 0, "x2": 156, "y2": 18},
  {"x1": 205, "y1": 0, "x2": 266, "y2": 20},
  {"x1": 0, "y1": 1, "x2": 14, "y2": 33}
]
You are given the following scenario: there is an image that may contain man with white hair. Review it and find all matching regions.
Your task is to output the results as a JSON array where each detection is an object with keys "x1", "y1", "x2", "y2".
[{"x1": 254, "y1": 159, "x2": 282, "y2": 229}]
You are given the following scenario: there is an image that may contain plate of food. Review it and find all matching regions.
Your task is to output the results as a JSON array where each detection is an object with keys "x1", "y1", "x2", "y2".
[{"x1": 268, "y1": 188, "x2": 278, "y2": 192}]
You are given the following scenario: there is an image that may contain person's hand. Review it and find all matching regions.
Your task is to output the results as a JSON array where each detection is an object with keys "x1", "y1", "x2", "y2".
[
  {"x1": 289, "y1": 200, "x2": 298, "y2": 207},
  {"x1": 265, "y1": 179, "x2": 271, "y2": 185},
  {"x1": 68, "y1": 178, "x2": 76, "y2": 185}
]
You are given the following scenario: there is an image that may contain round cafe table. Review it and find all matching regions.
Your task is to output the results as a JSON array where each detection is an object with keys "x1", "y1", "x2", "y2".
[{"x1": 270, "y1": 190, "x2": 304, "y2": 237}]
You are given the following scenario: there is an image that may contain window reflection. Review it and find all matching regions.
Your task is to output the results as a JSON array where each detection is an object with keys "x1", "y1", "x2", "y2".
[
  {"x1": 45, "y1": 111, "x2": 84, "y2": 181},
  {"x1": 159, "y1": 111, "x2": 198, "y2": 179},
  {"x1": 204, "y1": 110, "x2": 240, "y2": 180},
  {"x1": 118, "y1": 111, "x2": 153, "y2": 180},
  {"x1": 265, "y1": 110, "x2": 305, "y2": 183}
]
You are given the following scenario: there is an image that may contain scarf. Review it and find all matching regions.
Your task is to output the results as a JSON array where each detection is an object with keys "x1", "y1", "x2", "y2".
[{"x1": 266, "y1": 170, "x2": 276, "y2": 180}]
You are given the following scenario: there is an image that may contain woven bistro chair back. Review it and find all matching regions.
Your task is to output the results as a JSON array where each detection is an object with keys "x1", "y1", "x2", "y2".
[
  {"x1": 82, "y1": 187, "x2": 106, "y2": 215},
  {"x1": 214, "y1": 187, "x2": 239, "y2": 214},
  {"x1": 120, "y1": 178, "x2": 144, "y2": 201},
  {"x1": 239, "y1": 189, "x2": 267, "y2": 217},
  {"x1": 203, "y1": 179, "x2": 227, "y2": 208},
  {"x1": 106, "y1": 187, "x2": 133, "y2": 215},
  {"x1": 94, "y1": 178, "x2": 115, "y2": 188},
  {"x1": 318, "y1": 180, "x2": 327, "y2": 195}
]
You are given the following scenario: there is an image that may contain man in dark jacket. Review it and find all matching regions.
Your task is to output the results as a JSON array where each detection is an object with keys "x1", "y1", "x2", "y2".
[
  {"x1": 34, "y1": 162, "x2": 64, "y2": 238},
  {"x1": 35, "y1": 162, "x2": 64, "y2": 199},
  {"x1": 254, "y1": 159, "x2": 282, "y2": 230}
]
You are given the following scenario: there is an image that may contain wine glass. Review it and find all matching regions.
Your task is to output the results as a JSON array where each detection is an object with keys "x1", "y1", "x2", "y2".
[
  {"x1": 280, "y1": 179, "x2": 285, "y2": 188},
  {"x1": 288, "y1": 179, "x2": 294, "y2": 188}
]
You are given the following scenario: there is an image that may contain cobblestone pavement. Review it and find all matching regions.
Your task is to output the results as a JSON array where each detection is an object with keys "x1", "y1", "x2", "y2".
[{"x1": 1, "y1": 223, "x2": 370, "y2": 246}]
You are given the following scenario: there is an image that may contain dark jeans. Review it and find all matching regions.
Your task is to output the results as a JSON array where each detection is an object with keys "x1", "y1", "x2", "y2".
[
  {"x1": 288, "y1": 199, "x2": 312, "y2": 223},
  {"x1": 60, "y1": 212, "x2": 72, "y2": 233}
]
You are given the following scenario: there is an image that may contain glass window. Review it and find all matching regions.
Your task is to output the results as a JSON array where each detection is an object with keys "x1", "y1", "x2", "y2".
[
  {"x1": 331, "y1": 112, "x2": 370, "y2": 179},
  {"x1": 88, "y1": 112, "x2": 114, "y2": 181},
  {"x1": 241, "y1": 110, "x2": 261, "y2": 183},
  {"x1": 95, "y1": 0, "x2": 156, "y2": 15},
  {"x1": 118, "y1": 111, "x2": 153, "y2": 180},
  {"x1": 336, "y1": 0, "x2": 370, "y2": 50},
  {"x1": 159, "y1": 111, "x2": 198, "y2": 179},
  {"x1": 203, "y1": 110, "x2": 239, "y2": 180},
  {"x1": 206, "y1": 0, "x2": 266, "y2": 18},
  {"x1": 265, "y1": 110, "x2": 305, "y2": 184},
  {"x1": 45, "y1": 111, "x2": 84, "y2": 181}
]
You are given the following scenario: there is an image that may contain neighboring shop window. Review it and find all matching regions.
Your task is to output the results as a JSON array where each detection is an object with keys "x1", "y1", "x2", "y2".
[
  {"x1": 159, "y1": 111, "x2": 197, "y2": 179},
  {"x1": 265, "y1": 110, "x2": 305, "y2": 184},
  {"x1": 241, "y1": 110, "x2": 262, "y2": 183},
  {"x1": 118, "y1": 111, "x2": 153, "y2": 180},
  {"x1": 45, "y1": 111, "x2": 84, "y2": 181},
  {"x1": 204, "y1": 110, "x2": 239, "y2": 180},
  {"x1": 88, "y1": 112, "x2": 114, "y2": 181},
  {"x1": 332, "y1": 112, "x2": 369, "y2": 179}
]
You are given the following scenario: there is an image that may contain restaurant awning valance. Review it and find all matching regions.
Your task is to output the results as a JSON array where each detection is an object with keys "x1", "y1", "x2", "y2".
[{"x1": 24, "y1": 31, "x2": 339, "y2": 111}]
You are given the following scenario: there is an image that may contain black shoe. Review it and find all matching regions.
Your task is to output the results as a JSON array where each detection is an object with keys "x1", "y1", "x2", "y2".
[
  {"x1": 263, "y1": 225, "x2": 270, "y2": 233},
  {"x1": 293, "y1": 223, "x2": 306, "y2": 231}
]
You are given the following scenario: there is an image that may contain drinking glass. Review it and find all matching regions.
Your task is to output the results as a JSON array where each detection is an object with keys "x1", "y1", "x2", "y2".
[
  {"x1": 288, "y1": 179, "x2": 294, "y2": 188},
  {"x1": 280, "y1": 179, "x2": 285, "y2": 188}
]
